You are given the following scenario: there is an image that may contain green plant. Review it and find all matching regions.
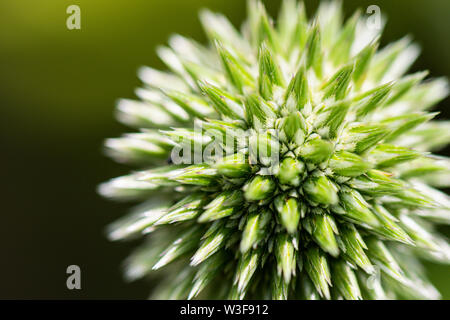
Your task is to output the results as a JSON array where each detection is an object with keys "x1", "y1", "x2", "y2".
[{"x1": 99, "y1": 0, "x2": 450, "y2": 299}]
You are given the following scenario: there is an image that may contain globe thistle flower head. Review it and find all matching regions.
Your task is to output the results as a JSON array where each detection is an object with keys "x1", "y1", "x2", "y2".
[{"x1": 99, "y1": 0, "x2": 450, "y2": 300}]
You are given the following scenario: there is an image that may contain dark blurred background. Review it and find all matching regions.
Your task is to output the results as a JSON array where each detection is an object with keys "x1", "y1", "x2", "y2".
[{"x1": 0, "y1": 0, "x2": 449, "y2": 299}]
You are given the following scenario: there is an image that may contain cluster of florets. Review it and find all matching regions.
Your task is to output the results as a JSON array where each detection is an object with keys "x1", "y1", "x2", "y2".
[{"x1": 99, "y1": 0, "x2": 450, "y2": 299}]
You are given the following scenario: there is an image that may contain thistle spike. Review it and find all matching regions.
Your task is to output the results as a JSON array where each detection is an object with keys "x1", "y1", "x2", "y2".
[
  {"x1": 198, "y1": 81, "x2": 245, "y2": 119},
  {"x1": 329, "y1": 10, "x2": 360, "y2": 66},
  {"x1": 243, "y1": 175, "x2": 276, "y2": 201},
  {"x1": 355, "y1": 82, "x2": 393, "y2": 118},
  {"x1": 240, "y1": 209, "x2": 271, "y2": 253},
  {"x1": 276, "y1": 157, "x2": 305, "y2": 186},
  {"x1": 339, "y1": 225, "x2": 375, "y2": 274},
  {"x1": 315, "y1": 100, "x2": 351, "y2": 139},
  {"x1": 352, "y1": 39, "x2": 379, "y2": 88},
  {"x1": 338, "y1": 189, "x2": 380, "y2": 228},
  {"x1": 284, "y1": 66, "x2": 309, "y2": 110},
  {"x1": 311, "y1": 213, "x2": 340, "y2": 257},
  {"x1": 215, "y1": 40, "x2": 254, "y2": 92},
  {"x1": 153, "y1": 227, "x2": 202, "y2": 270},
  {"x1": 216, "y1": 153, "x2": 252, "y2": 178},
  {"x1": 303, "y1": 175, "x2": 339, "y2": 206},
  {"x1": 299, "y1": 136, "x2": 334, "y2": 164},
  {"x1": 258, "y1": 43, "x2": 284, "y2": 100},
  {"x1": 322, "y1": 63, "x2": 354, "y2": 100},
  {"x1": 328, "y1": 151, "x2": 372, "y2": 177},
  {"x1": 274, "y1": 195, "x2": 302, "y2": 234},
  {"x1": 304, "y1": 246, "x2": 331, "y2": 299},
  {"x1": 343, "y1": 123, "x2": 390, "y2": 154},
  {"x1": 191, "y1": 223, "x2": 231, "y2": 266},
  {"x1": 332, "y1": 260, "x2": 362, "y2": 300},
  {"x1": 305, "y1": 23, "x2": 323, "y2": 77},
  {"x1": 244, "y1": 94, "x2": 276, "y2": 128},
  {"x1": 277, "y1": 111, "x2": 307, "y2": 145},
  {"x1": 275, "y1": 233, "x2": 297, "y2": 283},
  {"x1": 198, "y1": 190, "x2": 244, "y2": 223},
  {"x1": 233, "y1": 250, "x2": 260, "y2": 298}
]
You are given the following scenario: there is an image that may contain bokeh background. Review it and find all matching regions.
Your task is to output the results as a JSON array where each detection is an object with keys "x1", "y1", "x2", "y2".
[{"x1": 0, "y1": 0, "x2": 449, "y2": 299}]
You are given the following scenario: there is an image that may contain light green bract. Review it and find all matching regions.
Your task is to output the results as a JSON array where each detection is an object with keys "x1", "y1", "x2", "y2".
[{"x1": 99, "y1": 0, "x2": 450, "y2": 299}]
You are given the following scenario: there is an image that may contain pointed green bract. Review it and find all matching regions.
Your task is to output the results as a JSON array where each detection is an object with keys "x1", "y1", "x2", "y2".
[
  {"x1": 299, "y1": 136, "x2": 334, "y2": 164},
  {"x1": 355, "y1": 83, "x2": 392, "y2": 118},
  {"x1": 365, "y1": 238, "x2": 406, "y2": 283},
  {"x1": 311, "y1": 214, "x2": 340, "y2": 257},
  {"x1": 170, "y1": 164, "x2": 219, "y2": 186},
  {"x1": 332, "y1": 260, "x2": 362, "y2": 300},
  {"x1": 339, "y1": 225, "x2": 374, "y2": 274},
  {"x1": 156, "y1": 193, "x2": 206, "y2": 225},
  {"x1": 372, "y1": 204, "x2": 414, "y2": 245},
  {"x1": 383, "y1": 112, "x2": 437, "y2": 142},
  {"x1": 198, "y1": 81, "x2": 244, "y2": 119},
  {"x1": 189, "y1": 251, "x2": 228, "y2": 299},
  {"x1": 162, "y1": 89, "x2": 215, "y2": 118},
  {"x1": 339, "y1": 189, "x2": 380, "y2": 228},
  {"x1": 369, "y1": 144, "x2": 421, "y2": 168},
  {"x1": 370, "y1": 36, "x2": 415, "y2": 82},
  {"x1": 244, "y1": 94, "x2": 276, "y2": 128},
  {"x1": 303, "y1": 175, "x2": 339, "y2": 206},
  {"x1": 275, "y1": 234, "x2": 296, "y2": 283},
  {"x1": 353, "y1": 40, "x2": 378, "y2": 88},
  {"x1": 233, "y1": 250, "x2": 260, "y2": 298},
  {"x1": 153, "y1": 227, "x2": 202, "y2": 270},
  {"x1": 191, "y1": 222, "x2": 231, "y2": 266},
  {"x1": 277, "y1": 157, "x2": 305, "y2": 186},
  {"x1": 349, "y1": 169, "x2": 404, "y2": 196},
  {"x1": 330, "y1": 10, "x2": 360, "y2": 66},
  {"x1": 278, "y1": 111, "x2": 307, "y2": 144},
  {"x1": 243, "y1": 175, "x2": 276, "y2": 201},
  {"x1": 284, "y1": 66, "x2": 309, "y2": 110},
  {"x1": 305, "y1": 23, "x2": 323, "y2": 77},
  {"x1": 258, "y1": 43, "x2": 284, "y2": 100},
  {"x1": 344, "y1": 123, "x2": 390, "y2": 154},
  {"x1": 249, "y1": 131, "x2": 281, "y2": 166},
  {"x1": 216, "y1": 153, "x2": 252, "y2": 178},
  {"x1": 322, "y1": 64, "x2": 354, "y2": 100},
  {"x1": 386, "y1": 71, "x2": 428, "y2": 105},
  {"x1": 315, "y1": 101, "x2": 350, "y2": 139},
  {"x1": 275, "y1": 195, "x2": 302, "y2": 234},
  {"x1": 304, "y1": 247, "x2": 331, "y2": 299},
  {"x1": 216, "y1": 41, "x2": 254, "y2": 92},
  {"x1": 272, "y1": 267, "x2": 289, "y2": 300},
  {"x1": 198, "y1": 190, "x2": 244, "y2": 222},
  {"x1": 240, "y1": 209, "x2": 271, "y2": 253},
  {"x1": 329, "y1": 151, "x2": 371, "y2": 177}
]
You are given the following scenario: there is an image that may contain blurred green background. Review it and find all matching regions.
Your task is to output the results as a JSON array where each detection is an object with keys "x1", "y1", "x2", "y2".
[{"x1": 0, "y1": 0, "x2": 448, "y2": 299}]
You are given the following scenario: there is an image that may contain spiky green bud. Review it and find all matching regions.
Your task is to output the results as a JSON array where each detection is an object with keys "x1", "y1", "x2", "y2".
[
  {"x1": 299, "y1": 136, "x2": 334, "y2": 164},
  {"x1": 304, "y1": 246, "x2": 331, "y2": 299},
  {"x1": 303, "y1": 175, "x2": 339, "y2": 206},
  {"x1": 277, "y1": 157, "x2": 305, "y2": 186},
  {"x1": 216, "y1": 153, "x2": 252, "y2": 178},
  {"x1": 310, "y1": 213, "x2": 340, "y2": 257},
  {"x1": 243, "y1": 175, "x2": 276, "y2": 201},
  {"x1": 277, "y1": 111, "x2": 307, "y2": 144},
  {"x1": 329, "y1": 151, "x2": 372, "y2": 177},
  {"x1": 274, "y1": 195, "x2": 302, "y2": 234},
  {"x1": 275, "y1": 233, "x2": 296, "y2": 283},
  {"x1": 240, "y1": 209, "x2": 271, "y2": 253},
  {"x1": 198, "y1": 190, "x2": 244, "y2": 222}
]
